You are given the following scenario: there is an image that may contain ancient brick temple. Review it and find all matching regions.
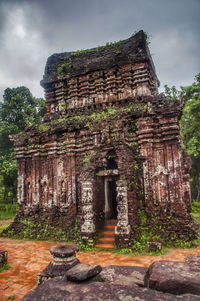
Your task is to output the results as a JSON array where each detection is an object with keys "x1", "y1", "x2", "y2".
[{"x1": 10, "y1": 31, "x2": 196, "y2": 246}]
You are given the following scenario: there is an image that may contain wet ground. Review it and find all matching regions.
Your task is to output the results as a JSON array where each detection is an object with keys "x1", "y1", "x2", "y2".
[{"x1": 0, "y1": 238, "x2": 200, "y2": 301}]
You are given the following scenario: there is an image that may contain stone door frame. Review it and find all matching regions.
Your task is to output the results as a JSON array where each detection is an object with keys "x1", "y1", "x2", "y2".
[{"x1": 81, "y1": 171, "x2": 130, "y2": 244}]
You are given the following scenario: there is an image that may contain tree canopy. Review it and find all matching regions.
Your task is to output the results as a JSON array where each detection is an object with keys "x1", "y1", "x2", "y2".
[
  {"x1": 0, "y1": 86, "x2": 46, "y2": 202},
  {"x1": 165, "y1": 73, "x2": 200, "y2": 201}
]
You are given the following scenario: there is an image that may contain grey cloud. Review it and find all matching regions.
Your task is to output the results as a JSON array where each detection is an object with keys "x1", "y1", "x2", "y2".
[{"x1": 0, "y1": 0, "x2": 199, "y2": 99}]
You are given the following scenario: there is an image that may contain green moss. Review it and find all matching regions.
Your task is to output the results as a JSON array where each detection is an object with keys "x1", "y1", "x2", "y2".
[
  {"x1": 138, "y1": 209, "x2": 147, "y2": 225},
  {"x1": 129, "y1": 119, "x2": 137, "y2": 133},
  {"x1": 82, "y1": 154, "x2": 93, "y2": 165},
  {"x1": 38, "y1": 124, "x2": 50, "y2": 132},
  {"x1": 2, "y1": 215, "x2": 81, "y2": 243}
]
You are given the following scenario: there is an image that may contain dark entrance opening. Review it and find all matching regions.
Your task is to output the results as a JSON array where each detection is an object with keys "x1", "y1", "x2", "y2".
[{"x1": 105, "y1": 178, "x2": 118, "y2": 220}]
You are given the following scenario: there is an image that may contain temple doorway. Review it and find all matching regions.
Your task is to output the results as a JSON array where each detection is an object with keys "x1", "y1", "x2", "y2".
[{"x1": 104, "y1": 178, "x2": 118, "y2": 220}]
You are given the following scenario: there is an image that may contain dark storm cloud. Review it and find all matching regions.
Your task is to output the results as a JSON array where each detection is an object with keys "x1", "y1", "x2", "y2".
[{"x1": 0, "y1": 0, "x2": 199, "y2": 99}]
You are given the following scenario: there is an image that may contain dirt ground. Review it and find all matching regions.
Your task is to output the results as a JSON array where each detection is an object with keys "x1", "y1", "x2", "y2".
[
  {"x1": 0, "y1": 236, "x2": 200, "y2": 301},
  {"x1": 0, "y1": 219, "x2": 200, "y2": 300}
]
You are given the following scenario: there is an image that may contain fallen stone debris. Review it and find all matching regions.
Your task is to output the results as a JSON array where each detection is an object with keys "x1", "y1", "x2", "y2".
[
  {"x1": 0, "y1": 249, "x2": 7, "y2": 268},
  {"x1": 22, "y1": 245, "x2": 200, "y2": 300}
]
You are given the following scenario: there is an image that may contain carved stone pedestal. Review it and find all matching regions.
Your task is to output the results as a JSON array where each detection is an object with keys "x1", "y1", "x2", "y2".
[
  {"x1": 37, "y1": 244, "x2": 79, "y2": 285},
  {"x1": 81, "y1": 181, "x2": 95, "y2": 244}
]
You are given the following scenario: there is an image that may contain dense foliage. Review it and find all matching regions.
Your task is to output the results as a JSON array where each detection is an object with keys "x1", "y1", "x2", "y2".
[
  {"x1": 164, "y1": 74, "x2": 200, "y2": 201},
  {"x1": 0, "y1": 87, "x2": 46, "y2": 203}
]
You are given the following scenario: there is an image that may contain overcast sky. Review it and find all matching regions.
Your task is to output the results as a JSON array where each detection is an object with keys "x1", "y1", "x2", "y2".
[{"x1": 0, "y1": 0, "x2": 199, "y2": 100}]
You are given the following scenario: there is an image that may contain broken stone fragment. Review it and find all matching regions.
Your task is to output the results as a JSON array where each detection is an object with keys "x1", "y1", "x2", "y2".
[
  {"x1": 66, "y1": 263, "x2": 102, "y2": 281},
  {"x1": 147, "y1": 241, "x2": 162, "y2": 252},
  {"x1": 92, "y1": 265, "x2": 146, "y2": 287},
  {"x1": 186, "y1": 256, "x2": 200, "y2": 272},
  {"x1": 37, "y1": 244, "x2": 80, "y2": 285},
  {"x1": 144, "y1": 258, "x2": 200, "y2": 296},
  {"x1": 0, "y1": 250, "x2": 7, "y2": 267}
]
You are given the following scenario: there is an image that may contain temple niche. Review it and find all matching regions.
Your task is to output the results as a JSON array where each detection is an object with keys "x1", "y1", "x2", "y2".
[{"x1": 7, "y1": 30, "x2": 196, "y2": 246}]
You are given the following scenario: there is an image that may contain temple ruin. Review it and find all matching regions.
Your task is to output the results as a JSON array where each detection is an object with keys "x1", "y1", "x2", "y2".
[{"x1": 8, "y1": 30, "x2": 196, "y2": 246}]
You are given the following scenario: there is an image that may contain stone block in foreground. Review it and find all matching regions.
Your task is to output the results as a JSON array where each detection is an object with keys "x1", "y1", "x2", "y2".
[
  {"x1": 0, "y1": 250, "x2": 7, "y2": 267},
  {"x1": 22, "y1": 276, "x2": 200, "y2": 301},
  {"x1": 66, "y1": 263, "x2": 102, "y2": 281},
  {"x1": 144, "y1": 258, "x2": 200, "y2": 296}
]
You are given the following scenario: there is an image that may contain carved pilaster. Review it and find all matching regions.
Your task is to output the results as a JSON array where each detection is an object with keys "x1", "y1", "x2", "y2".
[
  {"x1": 81, "y1": 182, "x2": 95, "y2": 236},
  {"x1": 115, "y1": 180, "x2": 130, "y2": 235}
]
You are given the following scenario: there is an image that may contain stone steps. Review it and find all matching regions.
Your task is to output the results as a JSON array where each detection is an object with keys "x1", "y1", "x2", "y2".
[{"x1": 95, "y1": 219, "x2": 117, "y2": 249}]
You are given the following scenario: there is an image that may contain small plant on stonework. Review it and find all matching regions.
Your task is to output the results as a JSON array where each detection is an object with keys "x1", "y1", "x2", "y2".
[
  {"x1": 38, "y1": 125, "x2": 50, "y2": 132},
  {"x1": 58, "y1": 57, "x2": 73, "y2": 76},
  {"x1": 82, "y1": 153, "x2": 93, "y2": 165},
  {"x1": 130, "y1": 121, "x2": 136, "y2": 132}
]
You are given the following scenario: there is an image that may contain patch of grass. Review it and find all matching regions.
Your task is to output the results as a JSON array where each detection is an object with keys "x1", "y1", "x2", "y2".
[
  {"x1": 78, "y1": 242, "x2": 97, "y2": 252},
  {"x1": 191, "y1": 201, "x2": 200, "y2": 239},
  {"x1": 0, "y1": 224, "x2": 9, "y2": 234},
  {"x1": 192, "y1": 201, "x2": 200, "y2": 218},
  {"x1": 111, "y1": 246, "x2": 168, "y2": 256},
  {"x1": 0, "y1": 203, "x2": 19, "y2": 220},
  {"x1": 0, "y1": 263, "x2": 11, "y2": 273}
]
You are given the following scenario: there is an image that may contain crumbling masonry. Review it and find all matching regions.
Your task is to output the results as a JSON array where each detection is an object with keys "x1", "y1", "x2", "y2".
[{"x1": 8, "y1": 31, "x2": 196, "y2": 246}]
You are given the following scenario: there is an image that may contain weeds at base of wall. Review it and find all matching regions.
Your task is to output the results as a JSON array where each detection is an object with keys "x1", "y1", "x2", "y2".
[
  {"x1": 1, "y1": 217, "x2": 81, "y2": 243},
  {"x1": 130, "y1": 223, "x2": 199, "y2": 253},
  {"x1": 78, "y1": 232, "x2": 100, "y2": 251},
  {"x1": 112, "y1": 247, "x2": 168, "y2": 256},
  {"x1": 78, "y1": 243, "x2": 97, "y2": 252},
  {"x1": 131, "y1": 200, "x2": 200, "y2": 253}
]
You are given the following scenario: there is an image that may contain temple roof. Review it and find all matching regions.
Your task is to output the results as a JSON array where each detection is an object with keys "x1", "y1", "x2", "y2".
[{"x1": 41, "y1": 30, "x2": 157, "y2": 88}]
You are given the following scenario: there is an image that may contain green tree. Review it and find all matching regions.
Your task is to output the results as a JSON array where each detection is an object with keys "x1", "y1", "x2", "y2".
[
  {"x1": 0, "y1": 86, "x2": 46, "y2": 202},
  {"x1": 164, "y1": 84, "x2": 182, "y2": 100},
  {"x1": 164, "y1": 74, "x2": 200, "y2": 201},
  {"x1": 180, "y1": 74, "x2": 200, "y2": 202}
]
